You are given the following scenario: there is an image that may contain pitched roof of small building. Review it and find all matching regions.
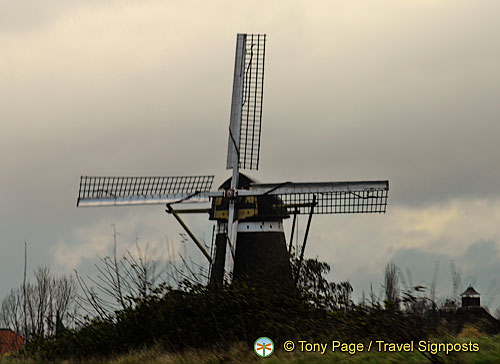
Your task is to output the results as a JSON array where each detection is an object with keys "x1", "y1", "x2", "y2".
[{"x1": 461, "y1": 286, "x2": 480, "y2": 297}]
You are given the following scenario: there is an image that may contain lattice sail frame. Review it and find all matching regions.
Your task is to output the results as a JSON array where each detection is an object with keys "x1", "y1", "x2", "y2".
[
  {"x1": 273, "y1": 189, "x2": 388, "y2": 214},
  {"x1": 226, "y1": 34, "x2": 266, "y2": 171},
  {"x1": 240, "y1": 34, "x2": 266, "y2": 170},
  {"x1": 238, "y1": 180, "x2": 389, "y2": 215},
  {"x1": 77, "y1": 175, "x2": 214, "y2": 207}
]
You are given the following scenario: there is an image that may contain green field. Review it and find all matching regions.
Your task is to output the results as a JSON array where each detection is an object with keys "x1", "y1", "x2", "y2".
[{"x1": 1, "y1": 335, "x2": 499, "y2": 364}]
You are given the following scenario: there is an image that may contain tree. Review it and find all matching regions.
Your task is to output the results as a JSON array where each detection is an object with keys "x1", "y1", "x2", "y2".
[
  {"x1": 293, "y1": 256, "x2": 352, "y2": 311},
  {"x1": 0, "y1": 266, "x2": 77, "y2": 339},
  {"x1": 75, "y1": 235, "x2": 167, "y2": 319}
]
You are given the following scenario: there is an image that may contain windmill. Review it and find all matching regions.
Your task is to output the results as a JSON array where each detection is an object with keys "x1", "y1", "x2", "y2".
[{"x1": 77, "y1": 33, "x2": 389, "y2": 288}]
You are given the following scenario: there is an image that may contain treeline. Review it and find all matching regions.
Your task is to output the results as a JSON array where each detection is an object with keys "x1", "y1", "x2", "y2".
[
  {"x1": 22, "y1": 258, "x2": 438, "y2": 361},
  {"x1": 0, "y1": 266, "x2": 77, "y2": 339}
]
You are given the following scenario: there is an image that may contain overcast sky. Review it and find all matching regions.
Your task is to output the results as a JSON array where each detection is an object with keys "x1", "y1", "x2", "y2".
[{"x1": 1, "y1": 0, "x2": 499, "y2": 311}]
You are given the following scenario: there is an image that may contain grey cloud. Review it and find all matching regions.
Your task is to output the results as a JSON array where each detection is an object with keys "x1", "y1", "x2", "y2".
[
  {"x1": 0, "y1": 0, "x2": 124, "y2": 32},
  {"x1": 1, "y1": 1, "x2": 500, "y2": 307}
]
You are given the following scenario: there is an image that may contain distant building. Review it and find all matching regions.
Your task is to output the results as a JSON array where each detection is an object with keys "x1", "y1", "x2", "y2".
[
  {"x1": 461, "y1": 286, "x2": 480, "y2": 308},
  {"x1": 0, "y1": 329, "x2": 24, "y2": 354},
  {"x1": 456, "y1": 286, "x2": 499, "y2": 334},
  {"x1": 438, "y1": 285, "x2": 500, "y2": 335}
]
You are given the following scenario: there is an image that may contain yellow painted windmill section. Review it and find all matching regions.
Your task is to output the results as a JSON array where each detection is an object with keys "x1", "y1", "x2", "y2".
[{"x1": 212, "y1": 195, "x2": 258, "y2": 220}]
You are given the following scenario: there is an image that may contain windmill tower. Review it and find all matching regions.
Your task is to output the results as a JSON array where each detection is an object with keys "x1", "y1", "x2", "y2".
[{"x1": 77, "y1": 33, "x2": 389, "y2": 287}]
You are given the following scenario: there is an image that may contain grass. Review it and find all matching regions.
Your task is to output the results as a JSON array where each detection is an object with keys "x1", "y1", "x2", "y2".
[{"x1": 1, "y1": 335, "x2": 498, "y2": 364}]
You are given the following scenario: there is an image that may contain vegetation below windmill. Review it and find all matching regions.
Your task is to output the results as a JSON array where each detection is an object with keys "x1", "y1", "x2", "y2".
[
  {"x1": 5, "y1": 263, "x2": 447, "y2": 361},
  {"x1": 1, "y1": 243, "x2": 499, "y2": 363}
]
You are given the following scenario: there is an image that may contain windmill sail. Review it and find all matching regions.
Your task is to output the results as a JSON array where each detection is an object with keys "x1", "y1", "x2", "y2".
[
  {"x1": 237, "y1": 180, "x2": 389, "y2": 214},
  {"x1": 77, "y1": 175, "x2": 214, "y2": 207},
  {"x1": 226, "y1": 34, "x2": 266, "y2": 171}
]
